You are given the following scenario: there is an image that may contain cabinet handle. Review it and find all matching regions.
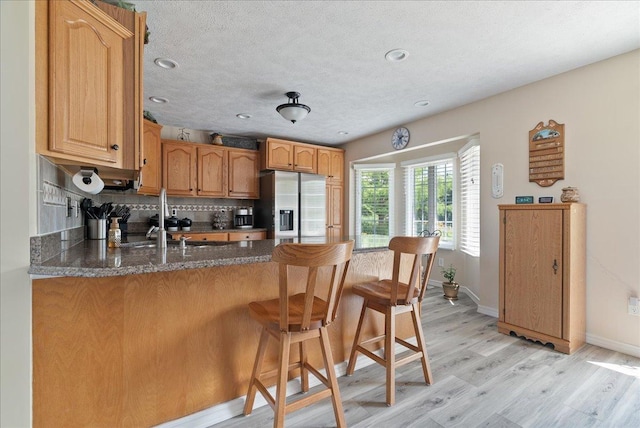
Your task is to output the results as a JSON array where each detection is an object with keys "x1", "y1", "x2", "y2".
[
  {"x1": 553, "y1": 259, "x2": 558, "y2": 274},
  {"x1": 143, "y1": 158, "x2": 147, "y2": 165},
  {"x1": 111, "y1": 144, "x2": 119, "y2": 150}
]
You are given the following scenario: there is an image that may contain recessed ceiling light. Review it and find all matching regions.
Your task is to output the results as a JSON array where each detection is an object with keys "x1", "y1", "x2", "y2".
[
  {"x1": 236, "y1": 113, "x2": 252, "y2": 119},
  {"x1": 414, "y1": 100, "x2": 430, "y2": 107},
  {"x1": 385, "y1": 49, "x2": 409, "y2": 62},
  {"x1": 337, "y1": 131, "x2": 349, "y2": 135},
  {"x1": 149, "y1": 96, "x2": 169, "y2": 104},
  {"x1": 154, "y1": 58, "x2": 178, "y2": 69}
]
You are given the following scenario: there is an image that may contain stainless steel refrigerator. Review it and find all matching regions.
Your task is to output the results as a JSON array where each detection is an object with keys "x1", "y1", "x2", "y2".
[{"x1": 255, "y1": 171, "x2": 326, "y2": 238}]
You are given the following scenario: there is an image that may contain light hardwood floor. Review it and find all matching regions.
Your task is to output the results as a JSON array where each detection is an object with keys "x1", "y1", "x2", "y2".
[{"x1": 212, "y1": 287, "x2": 640, "y2": 428}]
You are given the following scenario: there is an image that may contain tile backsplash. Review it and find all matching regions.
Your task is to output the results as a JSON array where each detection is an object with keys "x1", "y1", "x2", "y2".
[{"x1": 36, "y1": 155, "x2": 253, "y2": 235}]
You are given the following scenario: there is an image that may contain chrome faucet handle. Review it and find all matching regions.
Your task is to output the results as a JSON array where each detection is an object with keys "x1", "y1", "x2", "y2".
[
  {"x1": 179, "y1": 236, "x2": 190, "y2": 249},
  {"x1": 146, "y1": 225, "x2": 159, "y2": 238}
]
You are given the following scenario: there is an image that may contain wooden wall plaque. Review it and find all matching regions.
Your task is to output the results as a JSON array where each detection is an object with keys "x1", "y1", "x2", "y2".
[{"x1": 529, "y1": 120, "x2": 564, "y2": 187}]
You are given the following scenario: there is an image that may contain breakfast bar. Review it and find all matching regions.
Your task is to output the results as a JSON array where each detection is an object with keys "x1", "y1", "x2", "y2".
[{"x1": 29, "y1": 236, "x2": 418, "y2": 427}]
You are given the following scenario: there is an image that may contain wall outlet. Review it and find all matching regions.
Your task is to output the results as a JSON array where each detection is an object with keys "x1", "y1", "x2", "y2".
[
  {"x1": 438, "y1": 258, "x2": 444, "y2": 267},
  {"x1": 171, "y1": 208, "x2": 178, "y2": 217},
  {"x1": 629, "y1": 297, "x2": 640, "y2": 316}
]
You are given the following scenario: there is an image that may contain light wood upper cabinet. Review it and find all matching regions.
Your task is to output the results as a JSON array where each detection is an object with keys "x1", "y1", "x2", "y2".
[
  {"x1": 162, "y1": 141, "x2": 197, "y2": 196},
  {"x1": 228, "y1": 149, "x2": 260, "y2": 199},
  {"x1": 163, "y1": 140, "x2": 260, "y2": 199},
  {"x1": 47, "y1": 0, "x2": 133, "y2": 167},
  {"x1": 197, "y1": 146, "x2": 227, "y2": 197},
  {"x1": 317, "y1": 148, "x2": 344, "y2": 183},
  {"x1": 262, "y1": 137, "x2": 317, "y2": 173},
  {"x1": 498, "y1": 203, "x2": 586, "y2": 354},
  {"x1": 137, "y1": 120, "x2": 162, "y2": 195},
  {"x1": 293, "y1": 145, "x2": 316, "y2": 173}
]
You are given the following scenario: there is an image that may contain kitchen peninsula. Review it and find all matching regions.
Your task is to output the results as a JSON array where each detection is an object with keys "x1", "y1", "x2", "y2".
[{"x1": 29, "y1": 236, "x2": 417, "y2": 427}]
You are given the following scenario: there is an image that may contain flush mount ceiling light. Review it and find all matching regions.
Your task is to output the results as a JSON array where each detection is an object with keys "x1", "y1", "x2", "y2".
[
  {"x1": 385, "y1": 48, "x2": 409, "y2": 62},
  {"x1": 414, "y1": 100, "x2": 430, "y2": 107},
  {"x1": 149, "y1": 96, "x2": 169, "y2": 104},
  {"x1": 276, "y1": 91, "x2": 311, "y2": 124},
  {"x1": 154, "y1": 57, "x2": 179, "y2": 69},
  {"x1": 236, "y1": 113, "x2": 252, "y2": 119}
]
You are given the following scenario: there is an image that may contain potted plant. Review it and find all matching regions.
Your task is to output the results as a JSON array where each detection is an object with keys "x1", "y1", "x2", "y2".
[{"x1": 441, "y1": 264, "x2": 459, "y2": 300}]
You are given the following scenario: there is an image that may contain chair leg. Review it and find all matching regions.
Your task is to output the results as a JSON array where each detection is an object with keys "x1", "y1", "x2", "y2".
[
  {"x1": 319, "y1": 327, "x2": 346, "y2": 428},
  {"x1": 346, "y1": 302, "x2": 368, "y2": 375},
  {"x1": 385, "y1": 306, "x2": 396, "y2": 406},
  {"x1": 411, "y1": 302, "x2": 433, "y2": 385},
  {"x1": 271, "y1": 332, "x2": 291, "y2": 428},
  {"x1": 299, "y1": 341, "x2": 309, "y2": 393},
  {"x1": 244, "y1": 327, "x2": 270, "y2": 415}
]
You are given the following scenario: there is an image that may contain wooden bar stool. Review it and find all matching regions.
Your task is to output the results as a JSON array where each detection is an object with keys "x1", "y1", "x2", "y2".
[
  {"x1": 346, "y1": 236, "x2": 439, "y2": 406},
  {"x1": 243, "y1": 240, "x2": 354, "y2": 428}
]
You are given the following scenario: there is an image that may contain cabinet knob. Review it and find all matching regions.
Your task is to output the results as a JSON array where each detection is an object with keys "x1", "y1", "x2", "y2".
[
  {"x1": 143, "y1": 158, "x2": 147, "y2": 165},
  {"x1": 553, "y1": 259, "x2": 558, "y2": 274},
  {"x1": 111, "y1": 144, "x2": 119, "y2": 151}
]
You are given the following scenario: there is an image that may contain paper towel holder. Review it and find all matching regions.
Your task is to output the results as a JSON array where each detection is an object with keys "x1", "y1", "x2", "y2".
[{"x1": 79, "y1": 167, "x2": 99, "y2": 185}]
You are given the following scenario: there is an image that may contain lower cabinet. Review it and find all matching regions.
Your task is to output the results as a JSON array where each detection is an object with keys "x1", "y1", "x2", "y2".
[
  {"x1": 498, "y1": 203, "x2": 586, "y2": 354},
  {"x1": 170, "y1": 231, "x2": 266, "y2": 241}
]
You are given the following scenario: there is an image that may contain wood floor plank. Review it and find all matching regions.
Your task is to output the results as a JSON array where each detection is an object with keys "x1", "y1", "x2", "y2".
[{"x1": 210, "y1": 287, "x2": 640, "y2": 428}]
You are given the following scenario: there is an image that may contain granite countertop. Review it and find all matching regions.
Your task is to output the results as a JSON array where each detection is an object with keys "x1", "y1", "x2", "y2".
[{"x1": 29, "y1": 235, "x2": 390, "y2": 278}]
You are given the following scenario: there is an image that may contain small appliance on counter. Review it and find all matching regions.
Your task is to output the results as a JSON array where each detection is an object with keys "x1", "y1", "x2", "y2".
[{"x1": 234, "y1": 208, "x2": 254, "y2": 229}]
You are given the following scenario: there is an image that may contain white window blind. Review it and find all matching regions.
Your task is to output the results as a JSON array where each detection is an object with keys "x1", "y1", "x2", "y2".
[
  {"x1": 354, "y1": 164, "x2": 395, "y2": 238},
  {"x1": 459, "y1": 141, "x2": 480, "y2": 257}
]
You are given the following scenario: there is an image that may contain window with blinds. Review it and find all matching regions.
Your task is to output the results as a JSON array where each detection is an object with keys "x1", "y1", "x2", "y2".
[
  {"x1": 459, "y1": 141, "x2": 480, "y2": 256},
  {"x1": 402, "y1": 155, "x2": 455, "y2": 248},
  {"x1": 354, "y1": 165, "x2": 394, "y2": 238}
]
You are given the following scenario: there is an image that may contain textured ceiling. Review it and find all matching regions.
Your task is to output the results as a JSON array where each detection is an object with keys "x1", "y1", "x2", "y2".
[{"x1": 136, "y1": 1, "x2": 640, "y2": 146}]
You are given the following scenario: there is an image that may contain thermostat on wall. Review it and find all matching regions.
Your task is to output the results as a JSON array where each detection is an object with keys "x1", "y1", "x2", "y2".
[
  {"x1": 515, "y1": 196, "x2": 534, "y2": 204},
  {"x1": 539, "y1": 196, "x2": 554, "y2": 203}
]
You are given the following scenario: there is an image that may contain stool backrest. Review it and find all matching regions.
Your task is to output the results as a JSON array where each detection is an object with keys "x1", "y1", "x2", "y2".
[
  {"x1": 388, "y1": 236, "x2": 440, "y2": 305},
  {"x1": 272, "y1": 240, "x2": 354, "y2": 332}
]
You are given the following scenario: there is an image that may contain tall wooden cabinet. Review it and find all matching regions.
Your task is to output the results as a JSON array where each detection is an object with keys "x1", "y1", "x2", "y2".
[
  {"x1": 498, "y1": 203, "x2": 586, "y2": 354},
  {"x1": 318, "y1": 148, "x2": 345, "y2": 238}
]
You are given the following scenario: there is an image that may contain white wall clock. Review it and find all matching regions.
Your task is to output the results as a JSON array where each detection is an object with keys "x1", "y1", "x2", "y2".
[{"x1": 392, "y1": 127, "x2": 410, "y2": 150}]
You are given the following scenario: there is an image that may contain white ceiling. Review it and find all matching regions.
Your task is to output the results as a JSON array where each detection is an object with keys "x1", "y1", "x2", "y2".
[{"x1": 135, "y1": 1, "x2": 640, "y2": 146}]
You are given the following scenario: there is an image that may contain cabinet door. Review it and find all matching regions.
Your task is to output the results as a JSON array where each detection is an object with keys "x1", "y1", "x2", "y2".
[
  {"x1": 326, "y1": 184, "x2": 343, "y2": 238},
  {"x1": 228, "y1": 150, "x2": 259, "y2": 199},
  {"x1": 504, "y1": 209, "x2": 563, "y2": 337},
  {"x1": 293, "y1": 145, "x2": 316, "y2": 173},
  {"x1": 266, "y1": 140, "x2": 293, "y2": 170},
  {"x1": 198, "y1": 146, "x2": 227, "y2": 197},
  {"x1": 162, "y1": 142, "x2": 196, "y2": 196},
  {"x1": 318, "y1": 149, "x2": 344, "y2": 183},
  {"x1": 138, "y1": 120, "x2": 162, "y2": 195},
  {"x1": 49, "y1": 0, "x2": 132, "y2": 166}
]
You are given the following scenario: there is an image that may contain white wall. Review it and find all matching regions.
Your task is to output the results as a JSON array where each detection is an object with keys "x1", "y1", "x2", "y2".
[
  {"x1": 344, "y1": 50, "x2": 640, "y2": 355},
  {"x1": 1, "y1": 0, "x2": 36, "y2": 426}
]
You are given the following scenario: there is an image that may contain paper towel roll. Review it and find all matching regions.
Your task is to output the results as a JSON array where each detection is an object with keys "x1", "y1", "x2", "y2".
[{"x1": 72, "y1": 168, "x2": 104, "y2": 194}]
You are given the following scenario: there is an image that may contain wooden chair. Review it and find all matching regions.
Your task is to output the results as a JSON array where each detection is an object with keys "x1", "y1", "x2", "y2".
[
  {"x1": 346, "y1": 236, "x2": 439, "y2": 406},
  {"x1": 243, "y1": 240, "x2": 354, "y2": 428}
]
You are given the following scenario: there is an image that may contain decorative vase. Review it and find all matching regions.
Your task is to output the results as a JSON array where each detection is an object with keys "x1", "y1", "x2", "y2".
[{"x1": 443, "y1": 282, "x2": 459, "y2": 300}]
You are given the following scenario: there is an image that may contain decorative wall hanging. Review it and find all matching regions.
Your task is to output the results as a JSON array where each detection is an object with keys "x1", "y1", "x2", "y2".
[{"x1": 529, "y1": 120, "x2": 564, "y2": 187}]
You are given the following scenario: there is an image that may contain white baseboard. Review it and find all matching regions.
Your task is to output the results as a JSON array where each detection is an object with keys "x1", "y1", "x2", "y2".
[{"x1": 586, "y1": 333, "x2": 640, "y2": 358}]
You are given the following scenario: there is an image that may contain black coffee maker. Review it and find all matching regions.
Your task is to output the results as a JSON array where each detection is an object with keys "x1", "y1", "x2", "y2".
[{"x1": 234, "y1": 208, "x2": 253, "y2": 229}]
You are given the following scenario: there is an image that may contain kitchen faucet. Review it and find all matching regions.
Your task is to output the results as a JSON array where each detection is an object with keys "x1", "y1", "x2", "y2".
[{"x1": 157, "y1": 187, "x2": 170, "y2": 249}]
